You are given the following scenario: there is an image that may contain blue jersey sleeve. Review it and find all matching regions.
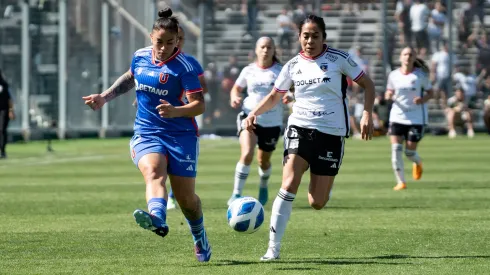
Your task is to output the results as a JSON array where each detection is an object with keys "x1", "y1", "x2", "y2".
[
  {"x1": 180, "y1": 70, "x2": 203, "y2": 94},
  {"x1": 187, "y1": 56, "x2": 204, "y2": 76}
]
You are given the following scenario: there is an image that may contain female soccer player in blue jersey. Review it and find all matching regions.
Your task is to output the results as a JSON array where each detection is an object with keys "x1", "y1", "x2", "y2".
[{"x1": 82, "y1": 8, "x2": 211, "y2": 262}]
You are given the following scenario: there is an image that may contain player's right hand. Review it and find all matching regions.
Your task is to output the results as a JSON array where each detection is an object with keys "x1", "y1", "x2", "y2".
[
  {"x1": 230, "y1": 96, "x2": 242, "y2": 109},
  {"x1": 242, "y1": 115, "x2": 257, "y2": 131},
  {"x1": 82, "y1": 94, "x2": 106, "y2": 111}
]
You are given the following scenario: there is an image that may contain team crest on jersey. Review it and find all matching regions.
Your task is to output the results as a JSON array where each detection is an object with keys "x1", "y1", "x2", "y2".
[
  {"x1": 320, "y1": 64, "x2": 328, "y2": 72},
  {"x1": 347, "y1": 56, "x2": 358, "y2": 67}
]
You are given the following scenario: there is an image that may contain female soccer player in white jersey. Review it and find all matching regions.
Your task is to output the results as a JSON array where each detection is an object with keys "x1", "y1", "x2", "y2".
[
  {"x1": 385, "y1": 46, "x2": 433, "y2": 191},
  {"x1": 227, "y1": 37, "x2": 285, "y2": 207},
  {"x1": 82, "y1": 8, "x2": 211, "y2": 262},
  {"x1": 242, "y1": 14, "x2": 376, "y2": 261}
]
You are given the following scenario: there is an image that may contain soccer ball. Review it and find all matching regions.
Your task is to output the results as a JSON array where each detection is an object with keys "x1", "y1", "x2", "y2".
[{"x1": 227, "y1": 197, "x2": 264, "y2": 233}]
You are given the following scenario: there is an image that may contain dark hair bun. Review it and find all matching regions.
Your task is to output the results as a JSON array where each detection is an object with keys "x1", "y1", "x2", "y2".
[{"x1": 158, "y1": 8, "x2": 173, "y2": 18}]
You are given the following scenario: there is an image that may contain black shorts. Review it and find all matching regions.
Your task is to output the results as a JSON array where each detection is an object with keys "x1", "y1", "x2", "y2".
[
  {"x1": 388, "y1": 122, "x2": 424, "y2": 142},
  {"x1": 414, "y1": 30, "x2": 429, "y2": 50},
  {"x1": 283, "y1": 125, "x2": 345, "y2": 176},
  {"x1": 237, "y1": 111, "x2": 281, "y2": 152}
]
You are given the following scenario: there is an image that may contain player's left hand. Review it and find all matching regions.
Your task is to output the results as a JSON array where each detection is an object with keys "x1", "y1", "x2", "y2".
[
  {"x1": 282, "y1": 94, "x2": 294, "y2": 104},
  {"x1": 413, "y1": 97, "x2": 423, "y2": 105},
  {"x1": 360, "y1": 111, "x2": 374, "y2": 141},
  {"x1": 156, "y1": 99, "x2": 179, "y2": 118}
]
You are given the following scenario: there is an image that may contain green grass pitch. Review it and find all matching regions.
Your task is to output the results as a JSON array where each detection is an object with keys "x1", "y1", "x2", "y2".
[{"x1": 0, "y1": 136, "x2": 489, "y2": 274}]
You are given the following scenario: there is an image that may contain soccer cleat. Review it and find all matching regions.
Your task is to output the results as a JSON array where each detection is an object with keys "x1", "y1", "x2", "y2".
[
  {"x1": 133, "y1": 209, "x2": 169, "y2": 238},
  {"x1": 413, "y1": 162, "x2": 423, "y2": 180},
  {"x1": 227, "y1": 193, "x2": 241, "y2": 206},
  {"x1": 193, "y1": 229, "x2": 212, "y2": 262},
  {"x1": 448, "y1": 129, "x2": 457, "y2": 139},
  {"x1": 393, "y1": 182, "x2": 407, "y2": 191},
  {"x1": 258, "y1": 186, "x2": 268, "y2": 206},
  {"x1": 260, "y1": 246, "x2": 280, "y2": 261},
  {"x1": 467, "y1": 129, "x2": 475, "y2": 138},
  {"x1": 167, "y1": 197, "x2": 178, "y2": 210}
]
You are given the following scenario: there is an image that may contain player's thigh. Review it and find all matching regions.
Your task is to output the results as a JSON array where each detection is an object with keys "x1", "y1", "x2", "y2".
[
  {"x1": 130, "y1": 135, "x2": 168, "y2": 180},
  {"x1": 388, "y1": 123, "x2": 407, "y2": 143},
  {"x1": 239, "y1": 127, "x2": 258, "y2": 156},
  {"x1": 281, "y1": 154, "x2": 309, "y2": 194},
  {"x1": 165, "y1": 134, "x2": 199, "y2": 178},
  {"x1": 282, "y1": 125, "x2": 311, "y2": 193},
  {"x1": 137, "y1": 153, "x2": 168, "y2": 181}
]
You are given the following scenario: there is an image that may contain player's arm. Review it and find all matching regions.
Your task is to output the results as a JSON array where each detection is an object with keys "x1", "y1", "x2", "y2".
[
  {"x1": 355, "y1": 74, "x2": 375, "y2": 116},
  {"x1": 175, "y1": 70, "x2": 205, "y2": 117},
  {"x1": 100, "y1": 69, "x2": 135, "y2": 102},
  {"x1": 177, "y1": 91, "x2": 205, "y2": 117},
  {"x1": 248, "y1": 88, "x2": 283, "y2": 117},
  {"x1": 198, "y1": 75, "x2": 208, "y2": 94},
  {"x1": 230, "y1": 85, "x2": 244, "y2": 108}
]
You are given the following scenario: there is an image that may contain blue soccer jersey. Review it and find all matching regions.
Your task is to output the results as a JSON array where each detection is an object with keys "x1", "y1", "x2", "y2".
[
  {"x1": 182, "y1": 53, "x2": 204, "y2": 77},
  {"x1": 131, "y1": 46, "x2": 202, "y2": 135}
]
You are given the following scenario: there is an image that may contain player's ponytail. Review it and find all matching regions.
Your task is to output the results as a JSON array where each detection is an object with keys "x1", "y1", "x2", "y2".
[
  {"x1": 153, "y1": 7, "x2": 179, "y2": 33},
  {"x1": 414, "y1": 58, "x2": 429, "y2": 74}
]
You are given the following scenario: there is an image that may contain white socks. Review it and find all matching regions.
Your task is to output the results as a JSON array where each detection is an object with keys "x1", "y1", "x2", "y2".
[
  {"x1": 392, "y1": 144, "x2": 405, "y2": 184},
  {"x1": 258, "y1": 166, "x2": 272, "y2": 188},
  {"x1": 405, "y1": 149, "x2": 421, "y2": 165},
  {"x1": 269, "y1": 188, "x2": 296, "y2": 248},
  {"x1": 233, "y1": 162, "x2": 250, "y2": 195}
]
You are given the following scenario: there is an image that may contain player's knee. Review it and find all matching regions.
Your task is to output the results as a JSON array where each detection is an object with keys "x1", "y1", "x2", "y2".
[
  {"x1": 140, "y1": 165, "x2": 164, "y2": 183},
  {"x1": 309, "y1": 198, "x2": 328, "y2": 210},
  {"x1": 257, "y1": 158, "x2": 270, "y2": 170},
  {"x1": 405, "y1": 149, "x2": 416, "y2": 158}
]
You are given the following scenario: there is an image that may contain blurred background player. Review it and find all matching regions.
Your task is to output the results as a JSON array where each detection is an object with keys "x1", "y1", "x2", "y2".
[
  {"x1": 446, "y1": 88, "x2": 476, "y2": 138},
  {"x1": 243, "y1": 14, "x2": 375, "y2": 261},
  {"x1": 227, "y1": 36, "x2": 284, "y2": 207},
  {"x1": 82, "y1": 8, "x2": 211, "y2": 262},
  {"x1": 385, "y1": 46, "x2": 433, "y2": 191},
  {"x1": 0, "y1": 69, "x2": 14, "y2": 159}
]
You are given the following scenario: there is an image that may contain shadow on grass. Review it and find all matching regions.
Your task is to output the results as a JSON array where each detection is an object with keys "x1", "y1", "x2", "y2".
[
  {"x1": 192, "y1": 254, "x2": 490, "y2": 267},
  {"x1": 364, "y1": 254, "x2": 490, "y2": 260},
  {"x1": 201, "y1": 258, "x2": 411, "y2": 267}
]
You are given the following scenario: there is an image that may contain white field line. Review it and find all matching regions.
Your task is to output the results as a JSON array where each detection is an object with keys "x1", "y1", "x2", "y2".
[{"x1": 0, "y1": 139, "x2": 239, "y2": 169}]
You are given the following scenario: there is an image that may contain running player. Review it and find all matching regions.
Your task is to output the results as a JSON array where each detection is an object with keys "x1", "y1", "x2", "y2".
[
  {"x1": 385, "y1": 46, "x2": 433, "y2": 191},
  {"x1": 242, "y1": 14, "x2": 376, "y2": 261},
  {"x1": 166, "y1": 25, "x2": 208, "y2": 210},
  {"x1": 82, "y1": 8, "x2": 211, "y2": 262},
  {"x1": 227, "y1": 36, "x2": 284, "y2": 206}
]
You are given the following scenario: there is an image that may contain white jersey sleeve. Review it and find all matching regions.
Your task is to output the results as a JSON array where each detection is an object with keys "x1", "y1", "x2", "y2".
[
  {"x1": 234, "y1": 66, "x2": 249, "y2": 88},
  {"x1": 273, "y1": 62, "x2": 293, "y2": 93},
  {"x1": 340, "y1": 55, "x2": 365, "y2": 82}
]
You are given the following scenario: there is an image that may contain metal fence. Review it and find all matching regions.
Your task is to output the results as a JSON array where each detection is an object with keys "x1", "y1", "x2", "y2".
[{"x1": 0, "y1": 0, "x2": 487, "y2": 141}]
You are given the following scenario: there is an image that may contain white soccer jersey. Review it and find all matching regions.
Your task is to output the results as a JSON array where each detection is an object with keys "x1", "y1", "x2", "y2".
[
  {"x1": 235, "y1": 62, "x2": 284, "y2": 127},
  {"x1": 273, "y1": 45, "x2": 365, "y2": 136},
  {"x1": 387, "y1": 68, "x2": 432, "y2": 125}
]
